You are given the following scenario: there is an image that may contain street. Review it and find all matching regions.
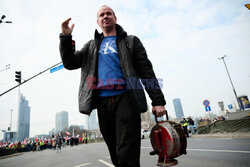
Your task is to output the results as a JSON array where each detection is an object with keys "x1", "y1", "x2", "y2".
[{"x1": 0, "y1": 137, "x2": 250, "y2": 167}]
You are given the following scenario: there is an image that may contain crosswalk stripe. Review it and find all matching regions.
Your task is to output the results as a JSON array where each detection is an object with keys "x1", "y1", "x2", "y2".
[
  {"x1": 98, "y1": 159, "x2": 115, "y2": 167},
  {"x1": 74, "y1": 162, "x2": 91, "y2": 167}
]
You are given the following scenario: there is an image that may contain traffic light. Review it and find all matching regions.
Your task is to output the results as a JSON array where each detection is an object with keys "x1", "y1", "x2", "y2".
[
  {"x1": 15, "y1": 71, "x2": 21, "y2": 84},
  {"x1": 0, "y1": 15, "x2": 12, "y2": 24}
]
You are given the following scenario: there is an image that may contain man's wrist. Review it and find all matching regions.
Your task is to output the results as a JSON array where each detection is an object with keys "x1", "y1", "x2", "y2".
[{"x1": 60, "y1": 33, "x2": 71, "y2": 36}]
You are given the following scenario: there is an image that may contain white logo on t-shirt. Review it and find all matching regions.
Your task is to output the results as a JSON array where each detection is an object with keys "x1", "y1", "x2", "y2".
[{"x1": 102, "y1": 41, "x2": 117, "y2": 54}]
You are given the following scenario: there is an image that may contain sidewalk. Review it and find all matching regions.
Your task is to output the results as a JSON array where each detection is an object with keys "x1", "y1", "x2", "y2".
[
  {"x1": 0, "y1": 153, "x2": 22, "y2": 159},
  {"x1": 191, "y1": 132, "x2": 250, "y2": 138}
]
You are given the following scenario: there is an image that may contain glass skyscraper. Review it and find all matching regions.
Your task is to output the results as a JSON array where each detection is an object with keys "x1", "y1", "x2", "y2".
[
  {"x1": 55, "y1": 111, "x2": 68, "y2": 132},
  {"x1": 87, "y1": 109, "x2": 99, "y2": 130},
  {"x1": 17, "y1": 94, "x2": 30, "y2": 141},
  {"x1": 173, "y1": 98, "x2": 184, "y2": 119}
]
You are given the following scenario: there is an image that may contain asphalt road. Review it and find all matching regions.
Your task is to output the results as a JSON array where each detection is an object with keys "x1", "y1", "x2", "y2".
[{"x1": 0, "y1": 137, "x2": 250, "y2": 167}]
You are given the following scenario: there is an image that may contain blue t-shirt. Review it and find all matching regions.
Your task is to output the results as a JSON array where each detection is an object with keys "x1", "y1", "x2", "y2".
[{"x1": 97, "y1": 36, "x2": 127, "y2": 97}]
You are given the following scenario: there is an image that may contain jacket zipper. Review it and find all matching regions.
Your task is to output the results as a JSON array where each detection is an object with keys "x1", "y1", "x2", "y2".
[{"x1": 116, "y1": 38, "x2": 137, "y2": 107}]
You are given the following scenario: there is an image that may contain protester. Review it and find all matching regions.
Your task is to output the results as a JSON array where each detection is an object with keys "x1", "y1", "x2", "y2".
[
  {"x1": 59, "y1": 5, "x2": 166, "y2": 166},
  {"x1": 56, "y1": 134, "x2": 62, "y2": 152},
  {"x1": 180, "y1": 117, "x2": 189, "y2": 137},
  {"x1": 187, "y1": 116, "x2": 195, "y2": 134}
]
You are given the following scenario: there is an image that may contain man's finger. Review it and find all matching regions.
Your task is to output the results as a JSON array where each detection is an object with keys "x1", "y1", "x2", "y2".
[
  {"x1": 71, "y1": 23, "x2": 75, "y2": 30},
  {"x1": 156, "y1": 110, "x2": 166, "y2": 117},
  {"x1": 62, "y1": 18, "x2": 71, "y2": 26}
]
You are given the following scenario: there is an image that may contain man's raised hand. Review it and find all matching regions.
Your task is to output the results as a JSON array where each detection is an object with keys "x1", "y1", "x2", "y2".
[{"x1": 61, "y1": 18, "x2": 75, "y2": 35}]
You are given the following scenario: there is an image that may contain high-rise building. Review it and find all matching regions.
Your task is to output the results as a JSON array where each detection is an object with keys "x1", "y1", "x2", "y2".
[
  {"x1": 79, "y1": 125, "x2": 85, "y2": 130},
  {"x1": 141, "y1": 107, "x2": 153, "y2": 122},
  {"x1": 173, "y1": 98, "x2": 184, "y2": 119},
  {"x1": 17, "y1": 94, "x2": 30, "y2": 141},
  {"x1": 3, "y1": 132, "x2": 17, "y2": 142},
  {"x1": 49, "y1": 128, "x2": 56, "y2": 136},
  {"x1": 55, "y1": 111, "x2": 68, "y2": 132},
  {"x1": 87, "y1": 109, "x2": 99, "y2": 130}
]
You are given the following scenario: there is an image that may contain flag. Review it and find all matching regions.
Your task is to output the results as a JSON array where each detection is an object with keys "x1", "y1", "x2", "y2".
[
  {"x1": 65, "y1": 131, "x2": 70, "y2": 135},
  {"x1": 9, "y1": 142, "x2": 13, "y2": 148}
]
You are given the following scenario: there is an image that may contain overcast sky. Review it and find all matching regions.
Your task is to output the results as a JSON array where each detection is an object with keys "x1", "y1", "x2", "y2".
[{"x1": 0, "y1": 0, "x2": 250, "y2": 138}]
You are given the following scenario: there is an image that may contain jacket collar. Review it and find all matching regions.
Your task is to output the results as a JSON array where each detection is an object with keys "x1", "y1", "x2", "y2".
[{"x1": 94, "y1": 24, "x2": 127, "y2": 43}]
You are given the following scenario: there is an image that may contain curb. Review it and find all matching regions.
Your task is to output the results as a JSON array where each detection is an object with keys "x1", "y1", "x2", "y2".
[
  {"x1": 0, "y1": 153, "x2": 23, "y2": 159},
  {"x1": 191, "y1": 133, "x2": 250, "y2": 138}
]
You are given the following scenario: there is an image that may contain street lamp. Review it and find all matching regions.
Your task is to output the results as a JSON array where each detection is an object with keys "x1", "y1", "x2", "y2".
[
  {"x1": 0, "y1": 15, "x2": 12, "y2": 24},
  {"x1": 217, "y1": 55, "x2": 243, "y2": 111}
]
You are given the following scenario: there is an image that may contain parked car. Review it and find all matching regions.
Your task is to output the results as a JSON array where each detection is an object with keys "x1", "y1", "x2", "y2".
[{"x1": 141, "y1": 129, "x2": 150, "y2": 139}]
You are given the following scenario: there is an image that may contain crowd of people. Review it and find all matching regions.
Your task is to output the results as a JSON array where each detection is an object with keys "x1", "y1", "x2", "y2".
[{"x1": 0, "y1": 134, "x2": 94, "y2": 156}]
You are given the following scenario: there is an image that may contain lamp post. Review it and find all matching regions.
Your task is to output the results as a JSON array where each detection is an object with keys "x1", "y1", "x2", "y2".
[
  {"x1": 9, "y1": 109, "x2": 13, "y2": 141},
  {"x1": 217, "y1": 55, "x2": 243, "y2": 111}
]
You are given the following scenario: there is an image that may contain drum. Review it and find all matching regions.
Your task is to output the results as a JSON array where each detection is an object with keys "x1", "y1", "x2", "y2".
[{"x1": 150, "y1": 113, "x2": 187, "y2": 166}]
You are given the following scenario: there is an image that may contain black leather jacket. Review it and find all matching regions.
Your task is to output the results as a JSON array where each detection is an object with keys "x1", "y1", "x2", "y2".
[{"x1": 59, "y1": 24, "x2": 166, "y2": 115}]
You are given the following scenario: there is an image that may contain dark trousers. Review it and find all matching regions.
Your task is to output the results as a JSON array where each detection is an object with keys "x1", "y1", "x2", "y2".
[
  {"x1": 97, "y1": 91, "x2": 141, "y2": 167},
  {"x1": 182, "y1": 126, "x2": 189, "y2": 137}
]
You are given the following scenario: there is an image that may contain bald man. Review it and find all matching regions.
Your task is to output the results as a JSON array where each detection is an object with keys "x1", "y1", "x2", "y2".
[{"x1": 60, "y1": 5, "x2": 166, "y2": 167}]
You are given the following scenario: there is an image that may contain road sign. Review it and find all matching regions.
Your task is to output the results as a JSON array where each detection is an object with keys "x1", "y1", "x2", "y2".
[
  {"x1": 203, "y1": 100, "x2": 210, "y2": 107},
  {"x1": 218, "y1": 101, "x2": 225, "y2": 110},
  {"x1": 50, "y1": 64, "x2": 64, "y2": 73},
  {"x1": 228, "y1": 104, "x2": 233, "y2": 109},
  {"x1": 205, "y1": 106, "x2": 211, "y2": 112}
]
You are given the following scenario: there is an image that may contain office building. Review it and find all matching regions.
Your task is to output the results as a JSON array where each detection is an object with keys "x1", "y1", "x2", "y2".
[
  {"x1": 3, "y1": 131, "x2": 17, "y2": 142},
  {"x1": 55, "y1": 111, "x2": 68, "y2": 132},
  {"x1": 173, "y1": 98, "x2": 184, "y2": 119},
  {"x1": 87, "y1": 109, "x2": 99, "y2": 130},
  {"x1": 17, "y1": 94, "x2": 31, "y2": 141},
  {"x1": 80, "y1": 125, "x2": 85, "y2": 130},
  {"x1": 141, "y1": 107, "x2": 153, "y2": 122}
]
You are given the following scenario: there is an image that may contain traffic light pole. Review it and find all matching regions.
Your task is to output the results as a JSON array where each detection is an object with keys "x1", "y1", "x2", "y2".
[{"x1": 0, "y1": 62, "x2": 62, "y2": 97}]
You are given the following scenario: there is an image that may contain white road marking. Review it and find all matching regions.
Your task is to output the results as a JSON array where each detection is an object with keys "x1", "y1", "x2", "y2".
[
  {"x1": 141, "y1": 147, "x2": 250, "y2": 154},
  {"x1": 98, "y1": 159, "x2": 115, "y2": 167},
  {"x1": 216, "y1": 138, "x2": 233, "y2": 140},
  {"x1": 141, "y1": 146, "x2": 152, "y2": 149},
  {"x1": 187, "y1": 149, "x2": 250, "y2": 154},
  {"x1": 74, "y1": 162, "x2": 91, "y2": 167}
]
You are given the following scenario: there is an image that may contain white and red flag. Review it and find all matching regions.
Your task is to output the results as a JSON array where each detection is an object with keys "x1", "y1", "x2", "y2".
[
  {"x1": 65, "y1": 131, "x2": 70, "y2": 135},
  {"x1": 9, "y1": 142, "x2": 13, "y2": 148}
]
